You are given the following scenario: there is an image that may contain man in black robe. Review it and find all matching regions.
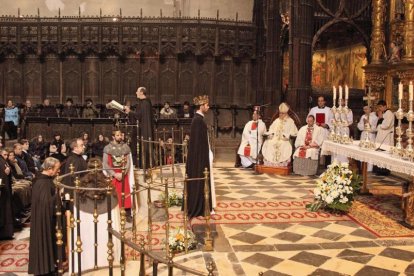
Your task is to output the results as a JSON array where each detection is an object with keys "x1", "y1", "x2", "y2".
[
  {"x1": 125, "y1": 86, "x2": 155, "y2": 169},
  {"x1": 28, "y1": 157, "x2": 61, "y2": 275},
  {"x1": 0, "y1": 149, "x2": 14, "y2": 240},
  {"x1": 185, "y1": 95, "x2": 215, "y2": 218},
  {"x1": 61, "y1": 138, "x2": 87, "y2": 197}
]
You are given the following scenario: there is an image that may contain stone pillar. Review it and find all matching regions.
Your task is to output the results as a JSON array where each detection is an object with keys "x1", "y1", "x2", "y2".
[
  {"x1": 287, "y1": 0, "x2": 313, "y2": 119},
  {"x1": 403, "y1": 0, "x2": 414, "y2": 62},
  {"x1": 370, "y1": 0, "x2": 386, "y2": 64},
  {"x1": 264, "y1": 0, "x2": 282, "y2": 106}
]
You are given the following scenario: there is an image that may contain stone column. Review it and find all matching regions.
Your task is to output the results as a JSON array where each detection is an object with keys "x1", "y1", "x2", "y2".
[
  {"x1": 264, "y1": 0, "x2": 282, "y2": 105},
  {"x1": 287, "y1": 0, "x2": 313, "y2": 118},
  {"x1": 370, "y1": 0, "x2": 386, "y2": 64},
  {"x1": 403, "y1": 0, "x2": 414, "y2": 62}
]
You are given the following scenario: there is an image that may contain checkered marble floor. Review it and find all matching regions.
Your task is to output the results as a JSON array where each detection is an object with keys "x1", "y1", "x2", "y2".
[{"x1": 207, "y1": 167, "x2": 414, "y2": 276}]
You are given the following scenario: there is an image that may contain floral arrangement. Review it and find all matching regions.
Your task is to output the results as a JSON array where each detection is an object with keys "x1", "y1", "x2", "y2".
[
  {"x1": 159, "y1": 190, "x2": 183, "y2": 207},
  {"x1": 167, "y1": 227, "x2": 197, "y2": 252},
  {"x1": 307, "y1": 161, "x2": 361, "y2": 212}
]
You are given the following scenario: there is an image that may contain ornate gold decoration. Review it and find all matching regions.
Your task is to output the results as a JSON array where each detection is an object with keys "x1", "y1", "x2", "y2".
[
  {"x1": 371, "y1": 0, "x2": 386, "y2": 64},
  {"x1": 404, "y1": 0, "x2": 414, "y2": 61}
]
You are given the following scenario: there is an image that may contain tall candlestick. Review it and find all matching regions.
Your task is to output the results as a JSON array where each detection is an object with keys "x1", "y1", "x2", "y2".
[
  {"x1": 333, "y1": 86, "x2": 336, "y2": 105},
  {"x1": 345, "y1": 85, "x2": 349, "y2": 100},
  {"x1": 410, "y1": 81, "x2": 413, "y2": 101},
  {"x1": 399, "y1": 82, "x2": 403, "y2": 100}
]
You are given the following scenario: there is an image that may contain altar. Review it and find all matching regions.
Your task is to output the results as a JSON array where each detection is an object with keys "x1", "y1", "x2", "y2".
[{"x1": 321, "y1": 140, "x2": 414, "y2": 227}]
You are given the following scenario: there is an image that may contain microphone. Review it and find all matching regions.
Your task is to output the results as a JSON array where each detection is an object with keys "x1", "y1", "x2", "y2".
[
  {"x1": 106, "y1": 100, "x2": 126, "y2": 113},
  {"x1": 375, "y1": 131, "x2": 394, "y2": 151}
]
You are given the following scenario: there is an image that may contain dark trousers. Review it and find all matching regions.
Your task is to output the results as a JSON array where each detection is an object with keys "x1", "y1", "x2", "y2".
[{"x1": 4, "y1": 121, "x2": 17, "y2": 140}]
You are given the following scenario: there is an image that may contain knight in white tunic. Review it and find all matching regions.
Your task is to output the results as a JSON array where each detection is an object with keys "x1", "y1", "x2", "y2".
[
  {"x1": 293, "y1": 115, "x2": 325, "y2": 160},
  {"x1": 262, "y1": 103, "x2": 298, "y2": 166},
  {"x1": 237, "y1": 110, "x2": 267, "y2": 168}
]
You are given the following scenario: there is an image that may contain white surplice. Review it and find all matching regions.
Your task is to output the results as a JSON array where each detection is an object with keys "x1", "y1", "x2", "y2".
[
  {"x1": 237, "y1": 119, "x2": 267, "y2": 167},
  {"x1": 375, "y1": 109, "x2": 395, "y2": 149},
  {"x1": 308, "y1": 106, "x2": 333, "y2": 140},
  {"x1": 293, "y1": 124, "x2": 325, "y2": 160}
]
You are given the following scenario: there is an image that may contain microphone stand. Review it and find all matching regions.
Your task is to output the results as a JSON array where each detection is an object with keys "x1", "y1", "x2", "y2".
[{"x1": 253, "y1": 105, "x2": 267, "y2": 175}]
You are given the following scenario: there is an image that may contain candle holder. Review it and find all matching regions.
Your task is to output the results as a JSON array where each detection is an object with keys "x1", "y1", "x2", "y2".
[
  {"x1": 404, "y1": 102, "x2": 414, "y2": 160},
  {"x1": 328, "y1": 106, "x2": 338, "y2": 141},
  {"x1": 340, "y1": 103, "x2": 352, "y2": 144},
  {"x1": 392, "y1": 107, "x2": 405, "y2": 157},
  {"x1": 359, "y1": 122, "x2": 376, "y2": 150}
]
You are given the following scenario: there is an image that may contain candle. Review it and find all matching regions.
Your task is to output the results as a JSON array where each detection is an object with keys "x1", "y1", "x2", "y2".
[
  {"x1": 333, "y1": 86, "x2": 336, "y2": 104},
  {"x1": 410, "y1": 81, "x2": 413, "y2": 101},
  {"x1": 399, "y1": 82, "x2": 403, "y2": 100},
  {"x1": 339, "y1": 85, "x2": 343, "y2": 100},
  {"x1": 345, "y1": 85, "x2": 349, "y2": 100}
]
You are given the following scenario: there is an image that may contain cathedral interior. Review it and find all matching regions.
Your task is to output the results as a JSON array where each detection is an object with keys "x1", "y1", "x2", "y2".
[{"x1": 2, "y1": 1, "x2": 414, "y2": 275}]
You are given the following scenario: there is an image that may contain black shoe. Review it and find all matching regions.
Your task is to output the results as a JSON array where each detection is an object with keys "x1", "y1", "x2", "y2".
[
  {"x1": 247, "y1": 164, "x2": 255, "y2": 169},
  {"x1": 234, "y1": 163, "x2": 242, "y2": 168}
]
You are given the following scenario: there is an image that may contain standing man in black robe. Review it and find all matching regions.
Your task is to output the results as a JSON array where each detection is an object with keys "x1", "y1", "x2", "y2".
[
  {"x1": 0, "y1": 149, "x2": 14, "y2": 240},
  {"x1": 28, "y1": 157, "x2": 61, "y2": 276},
  {"x1": 185, "y1": 95, "x2": 216, "y2": 218},
  {"x1": 61, "y1": 138, "x2": 87, "y2": 198},
  {"x1": 125, "y1": 86, "x2": 155, "y2": 169}
]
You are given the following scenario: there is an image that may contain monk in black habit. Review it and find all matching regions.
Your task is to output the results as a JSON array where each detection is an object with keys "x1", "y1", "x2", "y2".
[
  {"x1": 185, "y1": 95, "x2": 213, "y2": 218},
  {"x1": 0, "y1": 149, "x2": 14, "y2": 240},
  {"x1": 61, "y1": 138, "x2": 87, "y2": 197},
  {"x1": 125, "y1": 86, "x2": 155, "y2": 169},
  {"x1": 29, "y1": 157, "x2": 61, "y2": 276}
]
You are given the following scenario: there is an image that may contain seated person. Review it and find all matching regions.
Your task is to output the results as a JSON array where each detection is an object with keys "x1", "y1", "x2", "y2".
[
  {"x1": 14, "y1": 143, "x2": 34, "y2": 180},
  {"x1": 7, "y1": 150, "x2": 25, "y2": 180},
  {"x1": 262, "y1": 103, "x2": 298, "y2": 167},
  {"x1": 61, "y1": 98, "x2": 79, "y2": 118},
  {"x1": 293, "y1": 115, "x2": 324, "y2": 167},
  {"x1": 237, "y1": 109, "x2": 266, "y2": 168},
  {"x1": 178, "y1": 101, "x2": 194, "y2": 118},
  {"x1": 82, "y1": 98, "x2": 99, "y2": 118},
  {"x1": 159, "y1": 102, "x2": 176, "y2": 118},
  {"x1": 39, "y1": 98, "x2": 58, "y2": 117}
]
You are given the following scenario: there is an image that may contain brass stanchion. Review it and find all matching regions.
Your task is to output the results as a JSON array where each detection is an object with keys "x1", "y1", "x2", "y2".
[
  {"x1": 131, "y1": 169, "x2": 138, "y2": 261},
  {"x1": 183, "y1": 175, "x2": 189, "y2": 254},
  {"x1": 74, "y1": 177, "x2": 83, "y2": 274},
  {"x1": 120, "y1": 157, "x2": 127, "y2": 276},
  {"x1": 93, "y1": 160, "x2": 99, "y2": 269},
  {"x1": 203, "y1": 168, "x2": 213, "y2": 251},
  {"x1": 147, "y1": 171, "x2": 153, "y2": 252},
  {"x1": 106, "y1": 177, "x2": 114, "y2": 276},
  {"x1": 171, "y1": 142, "x2": 176, "y2": 188},
  {"x1": 164, "y1": 178, "x2": 170, "y2": 259},
  {"x1": 68, "y1": 164, "x2": 76, "y2": 276},
  {"x1": 55, "y1": 180, "x2": 64, "y2": 276},
  {"x1": 138, "y1": 236, "x2": 146, "y2": 276},
  {"x1": 167, "y1": 249, "x2": 174, "y2": 276}
]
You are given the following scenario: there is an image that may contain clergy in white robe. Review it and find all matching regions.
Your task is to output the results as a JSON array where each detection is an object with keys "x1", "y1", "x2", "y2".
[
  {"x1": 262, "y1": 103, "x2": 298, "y2": 166},
  {"x1": 357, "y1": 106, "x2": 378, "y2": 171},
  {"x1": 375, "y1": 100, "x2": 394, "y2": 149},
  {"x1": 237, "y1": 110, "x2": 267, "y2": 168},
  {"x1": 293, "y1": 115, "x2": 324, "y2": 160},
  {"x1": 308, "y1": 96, "x2": 333, "y2": 140}
]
